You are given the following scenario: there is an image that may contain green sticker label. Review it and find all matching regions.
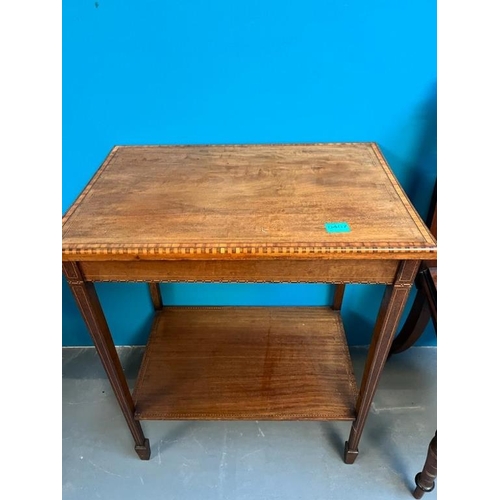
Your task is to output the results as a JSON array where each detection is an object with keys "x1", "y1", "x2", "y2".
[{"x1": 325, "y1": 222, "x2": 350, "y2": 233}]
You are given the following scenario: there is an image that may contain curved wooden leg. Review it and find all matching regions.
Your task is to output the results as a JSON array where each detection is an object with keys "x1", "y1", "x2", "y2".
[
  {"x1": 390, "y1": 287, "x2": 431, "y2": 355},
  {"x1": 413, "y1": 431, "x2": 437, "y2": 498}
]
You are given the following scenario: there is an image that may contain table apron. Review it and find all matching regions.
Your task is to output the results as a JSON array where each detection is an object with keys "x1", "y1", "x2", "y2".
[{"x1": 79, "y1": 259, "x2": 400, "y2": 284}]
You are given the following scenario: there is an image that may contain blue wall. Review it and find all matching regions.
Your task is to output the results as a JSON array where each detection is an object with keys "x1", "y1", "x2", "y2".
[{"x1": 63, "y1": 0, "x2": 437, "y2": 346}]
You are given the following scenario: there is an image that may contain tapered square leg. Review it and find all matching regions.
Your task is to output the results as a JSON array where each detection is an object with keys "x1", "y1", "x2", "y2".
[
  {"x1": 345, "y1": 261, "x2": 419, "y2": 461},
  {"x1": 343, "y1": 442, "x2": 359, "y2": 464},
  {"x1": 135, "y1": 439, "x2": 151, "y2": 460},
  {"x1": 63, "y1": 261, "x2": 150, "y2": 459}
]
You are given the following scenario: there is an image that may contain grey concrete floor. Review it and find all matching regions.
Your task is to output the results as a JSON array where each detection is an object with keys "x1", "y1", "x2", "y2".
[{"x1": 62, "y1": 346, "x2": 437, "y2": 500}]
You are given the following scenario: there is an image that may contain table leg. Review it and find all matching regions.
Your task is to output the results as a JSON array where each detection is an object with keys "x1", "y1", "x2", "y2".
[
  {"x1": 148, "y1": 283, "x2": 163, "y2": 311},
  {"x1": 332, "y1": 283, "x2": 345, "y2": 311},
  {"x1": 63, "y1": 262, "x2": 151, "y2": 460},
  {"x1": 344, "y1": 260, "x2": 419, "y2": 464},
  {"x1": 413, "y1": 431, "x2": 437, "y2": 498}
]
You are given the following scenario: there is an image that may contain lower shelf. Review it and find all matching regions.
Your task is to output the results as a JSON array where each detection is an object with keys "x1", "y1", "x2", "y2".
[{"x1": 133, "y1": 307, "x2": 358, "y2": 421}]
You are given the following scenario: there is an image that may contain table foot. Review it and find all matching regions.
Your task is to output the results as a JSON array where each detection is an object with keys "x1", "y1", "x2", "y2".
[
  {"x1": 413, "y1": 472, "x2": 435, "y2": 498},
  {"x1": 412, "y1": 431, "x2": 437, "y2": 498},
  {"x1": 135, "y1": 439, "x2": 151, "y2": 460},
  {"x1": 343, "y1": 442, "x2": 359, "y2": 464}
]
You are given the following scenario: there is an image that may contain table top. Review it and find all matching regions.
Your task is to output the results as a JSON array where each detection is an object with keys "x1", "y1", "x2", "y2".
[{"x1": 62, "y1": 143, "x2": 436, "y2": 261}]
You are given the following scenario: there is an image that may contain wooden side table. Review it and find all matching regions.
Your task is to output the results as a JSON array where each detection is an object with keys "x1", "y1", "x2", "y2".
[{"x1": 62, "y1": 143, "x2": 437, "y2": 462}]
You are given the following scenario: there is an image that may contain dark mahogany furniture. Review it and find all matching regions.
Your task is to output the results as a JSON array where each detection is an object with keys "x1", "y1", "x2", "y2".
[
  {"x1": 399, "y1": 265, "x2": 437, "y2": 498},
  {"x1": 390, "y1": 183, "x2": 437, "y2": 354},
  {"x1": 412, "y1": 267, "x2": 437, "y2": 498},
  {"x1": 62, "y1": 143, "x2": 437, "y2": 463},
  {"x1": 390, "y1": 183, "x2": 437, "y2": 497},
  {"x1": 414, "y1": 430, "x2": 437, "y2": 498}
]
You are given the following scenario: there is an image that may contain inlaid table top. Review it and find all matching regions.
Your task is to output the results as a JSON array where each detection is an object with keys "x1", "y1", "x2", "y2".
[{"x1": 62, "y1": 143, "x2": 436, "y2": 261}]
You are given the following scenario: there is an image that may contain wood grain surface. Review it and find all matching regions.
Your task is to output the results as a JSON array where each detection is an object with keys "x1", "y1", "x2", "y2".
[
  {"x1": 62, "y1": 143, "x2": 436, "y2": 261},
  {"x1": 133, "y1": 307, "x2": 358, "y2": 420},
  {"x1": 79, "y1": 258, "x2": 399, "y2": 284}
]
